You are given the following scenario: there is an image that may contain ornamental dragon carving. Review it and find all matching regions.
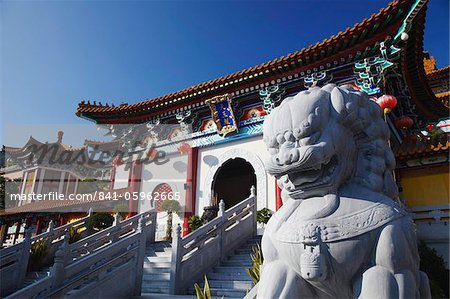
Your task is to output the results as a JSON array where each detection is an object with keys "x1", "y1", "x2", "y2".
[{"x1": 259, "y1": 84, "x2": 431, "y2": 298}]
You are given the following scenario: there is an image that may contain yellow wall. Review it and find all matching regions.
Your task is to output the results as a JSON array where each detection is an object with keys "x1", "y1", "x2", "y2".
[{"x1": 401, "y1": 170, "x2": 449, "y2": 207}]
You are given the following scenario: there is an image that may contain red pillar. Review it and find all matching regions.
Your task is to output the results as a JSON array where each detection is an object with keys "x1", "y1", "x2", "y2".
[
  {"x1": 12, "y1": 220, "x2": 22, "y2": 244},
  {"x1": 110, "y1": 166, "x2": 116, "y2": 190},
  {"x1": 275, "y1": 180, "x2": 283, "y2": 211},
  {"x1": 128, "y1": 160, "x2": 143, "y2": 217},
  {"x1": 35, "y1": 218, "x2": 43, "y2": 235},
  {"x1": 183, "y1": 147, "x2": 198, "y2": 236},
  {"x1": 0, "y1": 224, "x2": 8, "y2": 244},
  {"x1": 59, "y1": 214, "x2": 66, "y2": 226}
]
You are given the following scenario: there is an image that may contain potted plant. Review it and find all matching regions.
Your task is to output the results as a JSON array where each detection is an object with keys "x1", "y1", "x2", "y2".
[
  {"x1": 28, "y1": 238, "x2": 49, "y2": 271},
  {"x1": 86, "y1": 212, "x2": 114, "y2": 231},
  {"x1": 201, "y1": 194, "x2": 219, "y2": 223},
  {"x1": 256, "y1": 208, "x2": 272, "y2": 235},
  {"x1": 160, "y1": 200, "x2": 181, "y2": 240},
  {"x1": 188, "y1": 215, "x2": 204, "y2": 232},
  {"x1": 68, "y1": 227, "x2": 82, "y2": 244},
  {"x1": 113, "y1": 203, "x2": 129, "y2": 220}
]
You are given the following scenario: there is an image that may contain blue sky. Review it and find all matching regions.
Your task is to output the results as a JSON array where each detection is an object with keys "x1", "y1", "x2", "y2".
[{"x1": 1, "y1": 0, "x2": 448, "y2": 146}]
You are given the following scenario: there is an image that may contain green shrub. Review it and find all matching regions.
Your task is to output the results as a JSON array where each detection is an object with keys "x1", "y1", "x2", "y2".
[
  {"x1": 160, "y1": 200, "x2": 181, "y2": 215},
  {"x1": 418, "y1": 241, "x2": 449, "y2": 298},
  {"x1": 246, "y1": 244, "x2": 263, "y2": 284},
  {"x1": 86, "y1": 213, "x2": 114, "y2": 230},
  {"x1": 68, "y1": 227, "x2": 82, "y2": 244},
  {"x1": 29, "y1": 238, "x2": 49, "y2": 271},
  {"x1": 256, "y1": 208, "x2": 272, "y2": 224},
  {"x1": 113, "y1": 203, "x2": 129, "y2": 219},
  {"x1": 188, "y1": 215, "x2": 204, "y2": 231}
]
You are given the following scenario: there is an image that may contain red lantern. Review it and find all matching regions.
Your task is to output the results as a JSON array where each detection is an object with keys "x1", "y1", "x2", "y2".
[
  {"x1": 426, "y1": 124, "x2": 434, "y2": 131},
  {"x1": 394, "y1": 116, "x2": 414, "y2": 130},
  {"x1": 376, "y1": 95, "x2": 397, "y2": 114}
]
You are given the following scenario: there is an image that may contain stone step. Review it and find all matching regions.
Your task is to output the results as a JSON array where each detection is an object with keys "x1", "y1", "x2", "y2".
[
  {"x1": 188, "y1": 287, "x2": 247, "y2": 298},
  {"x1": 143, "y1": 267, "x2": 171, "y2": 274},
  {"x1": 228, "y1": 255, "x2": 252, "y2": 261},
  {"x1": 142, "y1": 280, "x2": 170, "y2": 288},
  {"x1": 213, "y1": 266, "x2": 249, "y2": 274},
  {"x1": 137, "y1": 294, "x2": 195, "y2": 299},
  {"x1": 142, "y1": 273, "x2": 170, "y2": 281},
  {"x1": 145, "y1": 247, "x2": 171, "y2": 254},
  {"x1": 144, "y1": 262, "x2": 171, "y2": 268},
  {"x1": 234, "y1": 248, "x2": 254, "y2": 254},
  {"x1": 141, "y1": 286, "x2": 170, "y2": 294},
  {"x1": 207, "y1": 279, "x2": 253, "y2": 290},
  {"x1": 221, "y1": 260, "x2": 252, "y2": 267},
  {"x1": 207, "y1": 272, "x2": 251, "y2": 281},
  {"x1": 153, "y1": 251, "x2": 172, "y2": 257},
  {"x1": 146, "y1": 256, "x2": 171, "y2": 263}
]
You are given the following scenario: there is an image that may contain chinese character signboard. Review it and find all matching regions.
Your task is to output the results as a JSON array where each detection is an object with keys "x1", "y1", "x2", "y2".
[{"x1": 205, "y1": 94, "x2": 238, "y2": 136}]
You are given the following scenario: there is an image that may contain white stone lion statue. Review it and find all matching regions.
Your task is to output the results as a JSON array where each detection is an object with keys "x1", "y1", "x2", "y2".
[{"x1": 260, "y1": 84, "x2": 431, "y2": 298}]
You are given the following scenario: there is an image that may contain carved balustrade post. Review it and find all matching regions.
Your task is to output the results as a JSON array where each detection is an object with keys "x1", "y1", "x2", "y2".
[
  {"x1": 51, "y1": 238, "x2": 68, "y2": 289},
  {"x1": 169, "y1": 224, "x2": 182, "y2": 295},
  {"x1": 218, "y1": 199, "x2": 226, "y2": 262},
  {"x1": 47, "y1": 220, "x2": 54, "y2": 233},
  {"x1": 85, "y1": 208, "x2": 93, "y2": 236},
  {"x1": 112, "y1": 213, "x2": 121, "y2": 242},
  {"x1": 147, "y1": 211, "x2": 157, "y2": 244},
  {"x1": 18, "y1": 228, "x2": 32, "y2": 289},
  {"x1": 63, "y1": 231, "x2": 70, "y2": 265},
  {"x1": 250, "y1": 185, "x2": 257, "y2": 236},
  {"x1": 134, "y1": 215, "x2": 147, "y2": 296}
]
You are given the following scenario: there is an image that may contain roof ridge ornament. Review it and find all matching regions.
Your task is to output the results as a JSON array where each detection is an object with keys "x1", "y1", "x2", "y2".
[{"x1": 393, "y1": 0, "x2": 427, "y2": 43}]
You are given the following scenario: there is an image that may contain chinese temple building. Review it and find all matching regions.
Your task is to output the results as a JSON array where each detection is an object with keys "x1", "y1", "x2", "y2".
[
  {"x1": 65, "y1": 0, "x2": 450, "y2": 264},
  {"x1": 0, "y1": 1, "x2": 449, "y2": 298},
  {"x1": 0, "y1": 132, "x2": 119, "y2": 245}
]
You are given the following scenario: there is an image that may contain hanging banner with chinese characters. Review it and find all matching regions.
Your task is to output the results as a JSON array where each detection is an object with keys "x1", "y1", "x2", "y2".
[{"x1": 205, "y1": 94, "x2": 238, "y2": 136}]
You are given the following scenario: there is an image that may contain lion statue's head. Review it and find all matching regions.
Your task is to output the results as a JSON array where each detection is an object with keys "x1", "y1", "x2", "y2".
[{"x1": 263, "y1": 84, "x2": 398, "y2": 203}]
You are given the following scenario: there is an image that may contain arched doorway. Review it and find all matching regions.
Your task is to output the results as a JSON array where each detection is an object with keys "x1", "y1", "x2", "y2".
[{"x1": 211, "y1": 158, "x2": 256, "y2": 209}]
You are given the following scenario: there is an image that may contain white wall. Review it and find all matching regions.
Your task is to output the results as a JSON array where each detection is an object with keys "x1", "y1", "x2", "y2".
[
  {"x1": 113, "y1": 164, "x2": 129, "y2": 190},
  {"x1": 139, "y1": 153, "x2": 188, "y2": 211},
  {"x1": 139, "y1": 153, "x2": 188, "y2": 240},
  {"x1": 133, "y1": 136, "x2": 276, "y2": 239},
  {"x1": 196, "y1": 135, "x2": 275, "y2": 216}
]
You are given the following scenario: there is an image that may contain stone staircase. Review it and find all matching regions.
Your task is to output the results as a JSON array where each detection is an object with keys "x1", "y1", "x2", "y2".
[
  {"x1": 139, "y1": 236, "x2": 261, "y2": 298},
  {"x1": 187, "y1": 235, "x2": 261, "y2": 299},
  {"x1": 141, "y1": 241, "x2": 173, "y2": 296}
]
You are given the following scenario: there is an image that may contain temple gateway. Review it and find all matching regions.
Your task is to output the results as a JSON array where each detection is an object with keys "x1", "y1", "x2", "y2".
[{"x1": 75, "y1": 0, "x2": 448, "y2": 254}]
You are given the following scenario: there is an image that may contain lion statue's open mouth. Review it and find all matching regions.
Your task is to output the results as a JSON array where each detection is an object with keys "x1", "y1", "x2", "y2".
[{"x1": 283, "y1": 155, "x2": 338, "y2": 197}]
